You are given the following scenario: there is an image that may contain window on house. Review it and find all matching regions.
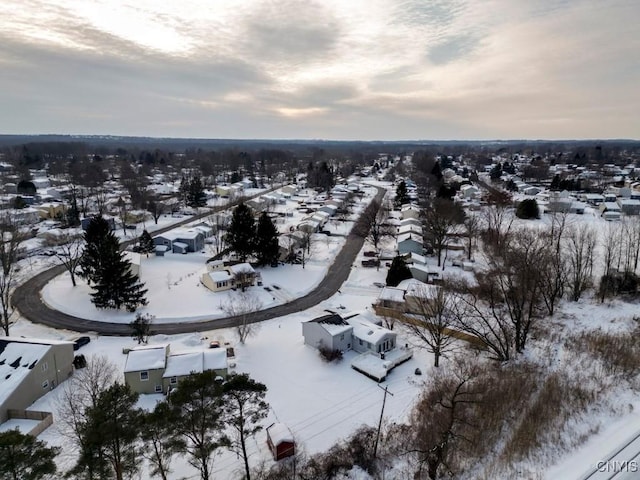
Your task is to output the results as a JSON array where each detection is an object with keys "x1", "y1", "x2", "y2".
[
  {"x1": 340, "y1": 334, "x2": 344, "y2": 341},
  {"x1": 155, "y1": 385, "x2": 162, "y2": 393},
  {"x1": 41, "y1": 362, "x2": 48, "y2": 372},
  {"x1": 359, "y1": 339, "x2": 363, "y2": 346},
  {"x1": 170, "y1": 377, "x2": 177, "y2": 385},
  {"x1": 140, "y1": 371, "x2": 149, "y2": 381},
  {"x1": 42, "y1": 380, "x2": 49, "y2": 389}
]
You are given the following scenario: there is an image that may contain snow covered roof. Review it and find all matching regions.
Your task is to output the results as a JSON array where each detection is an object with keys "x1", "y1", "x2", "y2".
[
  {"x1": 229, "y1": 263, "x2": 255, "y2": 275},
  {"x1": 267, "y1": 423, "x2": 294, "y2": 445},
  {"x1": 347, "y1": 318, "x2": 394, "y2": 344},
  {"x1": 397, "y1": 233, "x2": 422, "y2": 244},
  {"x1": 172, "y1": 241, "x2": 188, "y2": 249},
  {"x1": 207, "y1": 271, "x2": 233, "y2": 282},
  {"x1": 124, "y1": 345, "x2": 168, "y2": 373},
  {"x1": 0, "y1": 339, "x2": 51, "y2": 406},
  {"x1": 378, "y1": 287, "x2": 405, "y2": 303},
  {"x1": 163, "y1": 350, "x2": 227, "y2": 378},
  {"x1": 405, "y1": 281, "x2": 440, "y2": 299}
]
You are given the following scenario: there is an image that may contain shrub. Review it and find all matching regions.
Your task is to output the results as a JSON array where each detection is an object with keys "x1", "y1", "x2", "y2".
[
  {"x1": 318, "y1": 345, "x2": 343, "y2": 362},
  {"x1": 516, "y1": 199, "x2": 540, "y2": 219}
]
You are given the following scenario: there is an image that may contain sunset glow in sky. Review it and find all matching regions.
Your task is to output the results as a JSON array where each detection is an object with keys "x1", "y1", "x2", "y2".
[{"x1": 0, "y1": 0, "x2": 638, "y2": 140}]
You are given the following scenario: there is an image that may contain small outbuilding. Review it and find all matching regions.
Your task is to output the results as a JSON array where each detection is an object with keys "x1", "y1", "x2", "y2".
[{"x1": 266, "y1": 423, "x2": 296, "y2": 460}]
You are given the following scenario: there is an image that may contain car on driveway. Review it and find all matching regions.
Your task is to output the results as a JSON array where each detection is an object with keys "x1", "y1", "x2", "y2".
[{"x1": 71, "y1": 336, "x2": 91, "y2": 351}]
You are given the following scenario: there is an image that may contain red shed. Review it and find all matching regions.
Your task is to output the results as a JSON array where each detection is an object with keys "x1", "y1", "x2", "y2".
[{"x1": 266, "y1": 423, "x2": 295, "y2": 460}]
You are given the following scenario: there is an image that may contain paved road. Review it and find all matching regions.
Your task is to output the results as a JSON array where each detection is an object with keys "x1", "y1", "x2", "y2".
[{"x1": 13, "y1": 187, "x2": 386, "y2": 336}]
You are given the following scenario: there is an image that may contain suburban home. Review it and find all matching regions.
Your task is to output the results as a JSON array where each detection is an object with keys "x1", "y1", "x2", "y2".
[
  {"x1": 200, "y1": 262, "x2": 257, "y2": 293},
  {"x1": 266, "y1": 423, "x2": 296, "y2": 461},
  {"x1": 124, "y1": 344, "x2": 169, "y2": 394},
  {"x1": 618, "y1": 198, "x2": 640, "y2": 215},
  {"x1": 162, "y1": 349, "x2": 228, "y2": 392},
  {"x1": 400, "y1": 204, "x2": 421, "y2": 220},
  {"x1": 0, "y1": 337, "x2": 74, "y2": 423},
  {"x1": 403, "y1": 280, "x2": 441, "y2": 315},
  {"x1": 397, "y1": 224, "x2": 423, "y2": 237},
  {"x1": 583, "y1": 193, "x2": 605, "y2": 206},
  {"x1": 201, "y1": 270, "x2": 234, "y2": 292},
  {"x1": 154, "y1": 229, "x2": 205, "y2": 253},
  {"x1": 280, "y1": 185, "x2": 297, "y2": 196},
  {"x1": 399, "y1": 217, "x2": 422, "y2": 229},
  {"x1": 302, "y1": 313, "x2": 353, "y2": 351},
  {"x1": 36, "y1": 202, "x2": 67, "y2": 220},
  {"x1": 397, "y1": 232, "x2": 423, "y2": 255},
  {"x1": 216, "y1": 185, "x2": 232, "y2": 197},
  {"x1": 376, "y1": 287, "x2": 406, "y2": 311},
  {"x1": 459, "y1": 184, "x2": 480, "y2": 199},
  {"x1": 349, "y1": 317, "x2": 396, "y2": 355}
]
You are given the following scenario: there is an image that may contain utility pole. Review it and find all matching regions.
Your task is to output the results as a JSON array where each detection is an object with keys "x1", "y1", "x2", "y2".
[{"x1": 373, "y1": 385, "x2": 394, "y2": 458}]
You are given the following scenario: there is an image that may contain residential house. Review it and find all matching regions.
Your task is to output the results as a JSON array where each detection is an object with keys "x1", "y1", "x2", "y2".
[
  {"x1": 349, "y1": 317, "x2": 396, "y2": 355},
  {"x1": 302, "y1": 314, "x2": 353, "y2": 351},
  {"x1": 162, "y1": 349, "x2": 228, "y2": 392},
  {"x1": 154, "y1": 229, "x2": 205, "y2": 253},
  {"x1": 36, "y1": 202, "x2": 67, "y2": 220},
  {"x1": 459, "y1": 184, "x2": 479, "y2": 199},
  {"x1": 0, "y1": 337, "x2": 74, "y2": 423},
  {"x1": 618, "y1": 199, "x2": 640, "y2": 216},
  {"x1": 397, "y1": 233, "x2": 423, "y2": 255},
  {"x1": 201, "y1": 270, "x2": 234, "y2": 292},
  {"x1": 124, "y1": 344, "x2": 169, "y2": 394},
  {"x1": 403, "y1": 280, "x2": 441, "y2": 314},
  {"x1": 397, "y1": 224, "x2": 422, "y2": 237},
  {"x1": 200, "y1": 262, "x2": 256, "y2": 293},
  {"x1": 400, "y1": 204, "x2": 421, "y2": 220}
]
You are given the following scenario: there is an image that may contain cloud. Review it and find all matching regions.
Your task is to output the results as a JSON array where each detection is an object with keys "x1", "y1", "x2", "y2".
[{"x1": 0, "y1": 0, "x2": 637, "y2": 139}]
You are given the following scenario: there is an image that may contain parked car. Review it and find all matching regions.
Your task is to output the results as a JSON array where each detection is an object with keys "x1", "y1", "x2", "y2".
[{"x1": 72, "y1": 336, "x2": 91, "y2": 351}]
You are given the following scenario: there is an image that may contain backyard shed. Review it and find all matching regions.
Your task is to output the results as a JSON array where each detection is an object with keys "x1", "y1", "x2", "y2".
[{"x1": 266, "y1": 423, "x2": 296, "y2": 460}]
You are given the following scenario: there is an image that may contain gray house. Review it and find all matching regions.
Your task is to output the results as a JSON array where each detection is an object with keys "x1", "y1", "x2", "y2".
[
  {"x1": 397, "y1": 233, "x2": 423, "y2": 255},
  {"x1": 0, "y1": 337, "x2": 74, "y2": 423},
  {"x1": 302, "y1": 314, "x2": 353, "y2": 351},
  {"x1": 154, "y1": 229, "x2": 205, "y2": 253}
]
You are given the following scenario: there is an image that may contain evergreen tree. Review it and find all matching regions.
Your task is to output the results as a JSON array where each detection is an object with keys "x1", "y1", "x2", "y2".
[
  {"x1": 74, "y1": 383, "x2": 143, "y2": 480},
  {"x1": 141, "y1": 402, "x2": 185, "y2": 480},
  {"x1": 187, "y1": 175, "x2": 207, "y2": 208},
  {"x1": 168, "y1": 370, "x2": 228, "y2": 480},
  {"x1": 80, "y1": 216, "x2": 148, "y2": 312},
  {"x1": 0, "y1": 429, "x2": 59, "y2": 480},
  {"x1": 395, "y1": 180, "x2": 409, "y2": 207},
  {"x1": 255, "y1": 212, "x2": 280, "y2": 266},
  {"x1": 490, "y1": 163, "x2": 503, "y2": 180},
  {"x1": 78, "y1": 216, "x2": 112, "y2": 284},
  {"x1": 130, "y1": 312, "x2": 152, "y2": 344},
  {"x1": 386, "y1": 256, "x2": 412, "y2": 287},
  {"x1": 222, "y1": 374, "x2": 269, "y2": 480},
  {"x1": 516, "y1": 199, "x2": 540, "y2": 219},
  {"x1": 179, "y1": 175, "x2": 189, "y2": 205},
  {"x1": 226, "y1": 203, "x2": 255, "y2": 262},
  {"x1": 138, "y1": 229, "x2": 155, "y2": 255}
]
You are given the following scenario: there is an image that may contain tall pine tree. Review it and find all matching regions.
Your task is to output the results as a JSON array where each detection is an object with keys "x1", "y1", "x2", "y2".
[
  {"x1": 225, "y1": 203, "x2": 255, "y2": 262},
  {"x1": 79, "y1": 216, "x2": 148, "y2": 312},
  {"x1": 187, "y1": 175, "x2": 207, "y2": 208},
  {"x1": 395, "y1": 180, "x2": 410, "y2": 207},
  {"x1": 138, "y1": 229, "x2": 155, "y2": 256},
  {"x1": 254, "y1": 212, "x2": 279, "y2": 266}
]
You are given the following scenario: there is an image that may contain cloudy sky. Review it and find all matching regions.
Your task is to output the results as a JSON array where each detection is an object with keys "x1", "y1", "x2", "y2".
[{"x1": 0, "y1": 0, "x2": 638, "y2": 140}]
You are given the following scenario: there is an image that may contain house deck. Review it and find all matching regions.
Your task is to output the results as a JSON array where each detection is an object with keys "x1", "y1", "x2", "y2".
[{"x1": 351, "y1": 346, "x2": 413, "y2": 382}]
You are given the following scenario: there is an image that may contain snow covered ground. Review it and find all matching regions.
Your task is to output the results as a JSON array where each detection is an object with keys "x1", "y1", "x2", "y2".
[{"x1": 7, "y1": 180, "x2": 640, "y2": 479}]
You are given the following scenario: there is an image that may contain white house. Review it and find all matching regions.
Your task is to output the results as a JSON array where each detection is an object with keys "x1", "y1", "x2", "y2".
[{"x1": 302, "y1": 313, "x2": 353, "y2": 351}]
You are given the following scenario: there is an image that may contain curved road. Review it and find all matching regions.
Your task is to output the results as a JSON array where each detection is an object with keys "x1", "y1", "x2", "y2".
[{"x1": 13, "y1": 186, "x2": 386, "y2": 336}]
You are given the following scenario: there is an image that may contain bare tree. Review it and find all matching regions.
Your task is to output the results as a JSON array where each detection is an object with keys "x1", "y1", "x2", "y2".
[
  {"x1": 423, "y1": 199, "x2": 465, "y2": 267},
  {"x1": 488, "y1": 229, "x2": 547, "y2": 353},
  {"x1": 0, "y1": 217, "x2": 28, "y2": 335},
  {"x1": 450, "y1": 276, "x2": 513, "y2": 362},
  {"x1": 147, "y1": 196, "x2": 165, "y2": 225},
  {"x1": 353, "y1": 198, "x2": 395, "y2": 255},
  {"x1": 565, "y1": 223, "x2": 596, "y2": 301},
  {"x1": 409, "y1": 358, "x2": 482, "y2": 479},
  {"x1": 462, "y1": 212, "x2": 481, "y2": 261},
  {"x1": 599, "y1": 223, "x2": 622, "y2": 302},
  {"x1": 54, "y1": 231, "x2": 84, "y2": 287},
  {"x1": 220, "y1": 291, "x2": 263, "y2": 344},
  {"x1": 482, "y1": 190, "x2": 513, "y2": 254},
  {"x1": 57, "y1": 355, "x2": 118, "y2": 476},
  {"x1": 298, "y1": 230, "x2": 315, "y2": 269},
  {"x1": 401, "y1": 284, "x2": 457, "y2": 367}
]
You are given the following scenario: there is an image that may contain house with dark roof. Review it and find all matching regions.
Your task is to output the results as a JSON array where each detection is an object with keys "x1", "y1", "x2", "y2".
[
  {"x1": 302, "y1": 313, "x2": 353, "y2": 351},
  {"x1": 0, "y1": 337, "x2": 74, "y2": 423}
]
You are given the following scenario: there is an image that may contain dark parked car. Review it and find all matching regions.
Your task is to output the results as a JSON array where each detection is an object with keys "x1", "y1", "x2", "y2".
[{"x1": 72, "y1": 336, "x2": 91, "y2": 351}]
